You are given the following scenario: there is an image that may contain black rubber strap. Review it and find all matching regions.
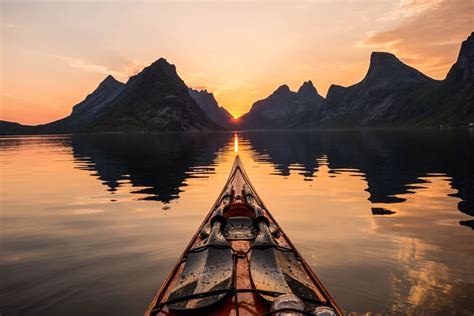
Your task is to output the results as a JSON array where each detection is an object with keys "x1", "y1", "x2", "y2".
[
  {"x1": 150, "y1": 288, "x2": 325, "y2": 314},
  {"x1": 264, "y1": 307, "x2": 317, "y2": 315},
  {"x1": 244, "y1": 243, "x2": 294, "y2": 258},
  {"x1": 187, "y1": 243, "x2": 234, "y2": 254}
]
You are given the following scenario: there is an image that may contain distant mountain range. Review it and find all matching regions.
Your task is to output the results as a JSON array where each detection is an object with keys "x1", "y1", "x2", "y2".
[
  {"x1": 239, "y1": 32, "x2": 473, "y2": 129},
  {"x1": 1, "y1": 32, "x2": 472, "y2": 134}
]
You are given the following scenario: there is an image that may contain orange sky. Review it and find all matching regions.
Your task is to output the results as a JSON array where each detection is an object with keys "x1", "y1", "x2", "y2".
[{"x1": 1, "y1": 0, "x2": 472, "y2": 125}]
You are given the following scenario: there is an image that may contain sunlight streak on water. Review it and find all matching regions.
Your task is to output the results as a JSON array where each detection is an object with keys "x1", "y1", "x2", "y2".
[{"x1": 234, "y1": 133, "x2": 238, "y2": 153}]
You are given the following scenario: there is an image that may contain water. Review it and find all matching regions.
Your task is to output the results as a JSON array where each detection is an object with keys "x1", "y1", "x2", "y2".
[{"x1": 1, "y1": 130, "x2": 473, "y2": 315}]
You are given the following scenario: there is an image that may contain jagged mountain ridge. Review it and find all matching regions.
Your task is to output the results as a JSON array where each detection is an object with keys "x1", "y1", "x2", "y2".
[
  {"x1": 238, "y1": 80, "x2": 325, "y2": 129},
  {"x1": 1, "y1": 33, "x2": 473, "y2": 134},
  {"x1": 188, "y1": 88, "x2": 235, "y2": 129},
  {"x1": 238, "y1": 32, "x2": 474, "y2": 129}
]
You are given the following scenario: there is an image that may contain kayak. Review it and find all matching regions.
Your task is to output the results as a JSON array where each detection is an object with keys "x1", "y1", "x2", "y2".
[{"x1": 145, "y1": 155, "x2": 342, "y2": 315}]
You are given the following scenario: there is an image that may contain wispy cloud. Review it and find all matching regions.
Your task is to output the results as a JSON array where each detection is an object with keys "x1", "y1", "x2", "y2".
[
  {"x1": 183, "y1": 72, "x2": 207, "y2": 84},
  {"x1": 377, "y1": 0, "x2": 442, "y2": 23},
  {"x1": 358, "y1": 0, "x2": 472, "y2": 79},
  {"x1": 46, "y1": 54, "x2": 146, "y2": 81}
]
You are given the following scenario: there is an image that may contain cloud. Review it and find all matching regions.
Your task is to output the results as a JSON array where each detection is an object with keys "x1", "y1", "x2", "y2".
[
  {"x1": 378, "y1": 0, "x2": 442, "y2": 23},
  {"x1": 359, "y1": 0, "x2": 472, "y2": 79},
  {"x1": 47, "y1": 54, "x2": 146, "y2": 81},
  {"x1": 183, "y1": 72, "x2": 207, "y2": 84}
]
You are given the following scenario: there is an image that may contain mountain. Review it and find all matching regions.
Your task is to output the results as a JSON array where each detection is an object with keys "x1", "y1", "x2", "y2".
[
  {"x1": 430, "y1": 32, "x2": 474, "y2": 123},
  {"x1": 35, "y1": 75, "x2": 126, "y2": 133},
  {"x1": 0, "y1": 121, "x2": 35, "y2": 135},
  {"x1": 0, "y1": 58, "x2": 221, "y2": 134},
  {"x1": 2, "y1": 34, "x2": 473, "y2": 134},
  {"x1": 71, "y1": 75, "x2": 125, "y2": 117},
  {"x1": 188, "y1": 88, "x2": 235, "y2": 129},
  {"x1": 316, "y1": 52, "x2": 436, "y2": 127},
  {"x1": 82, "y1": 58, "x2": 221, "y2": 132},
  {"x1": 239, "y1": 32, "x2": 473, "y2": 129},
  {"x1": 318, "y1": 33, "x2": 474, "y2": 128},
  {"x1": 238, "y1": 80, "x2": 325, "y2": 129}
]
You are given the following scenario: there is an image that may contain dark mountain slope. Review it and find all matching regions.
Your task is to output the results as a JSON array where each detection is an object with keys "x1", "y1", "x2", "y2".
[
  {"x1": 376, "y1": 32, "x2": 474, "y2": 127},
  {"x1": 188, "y1": 88, "x2": 234, "y2": 129},
  {"x1": 0, "y1": 121, "x2": 36, "y2": 135},
  {"x1": 36, "y1": 75, "x2": 126, "y2": 133},
  {"x1": 71, "y1": 75, "x2": 125, "y2": 117},
  {"x1": 317, "y1": 52, "x2": 436, "y2": 127},
  {"x1": 311, "y1": 33, "x2": 474, "y2": 128},
  {"x1": 238, "y1": 81, "x2": 324, "y2": 129},
  {"x1": 86, "y1": 58, "x2": 221, "y2": 132},
  {"x1": 428, "y1": 32, "x2": 474, "y2": 124}
]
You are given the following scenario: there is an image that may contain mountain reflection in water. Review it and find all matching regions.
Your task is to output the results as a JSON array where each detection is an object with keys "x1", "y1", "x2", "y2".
[
  {"x1": 71, "y1": 133, "x2": 231, "y2": 203},
  {"x1": 1, "y1": 130, "x2": 473, "y2": 315},
  {"x1": 71, "y1": 130, "x2": 473, "y2": 217}
]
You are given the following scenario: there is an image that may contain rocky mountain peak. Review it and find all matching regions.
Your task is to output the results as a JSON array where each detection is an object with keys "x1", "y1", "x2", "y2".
[
  {"x1": 457, "y1": 32, "x2": 474, "y2": 64},
  {"x1": 127, "y1": 58, "x2": 179, "y2": 86},
  {"x1": 297, "y1": 80, "x2": 319, "y2": 97},
  {"x1": 363, "y1": 51, "x2": 431, "y2": 87},
  {"x1": 370, "y1": 52, "x2": 398, "y2": 64},
  {"x1": 71, "y1": 75, "x2": 125, "y2": 115},
  {"x1": 188, "y1": 88, "x2": 233, "y2": 129},
  {"x1": 97, "y1": 75, "x2": 123, "y2": 90},
  {"x1": 273, "y1": 84, "x2": 292, "y2": 95},
  {"x1": 446, "y1": 32, "x2": 474, "y2": 83},
  {"x1": 190, "y1": 88, "x2": 211, "y2": 96},
  {"x1": 189, "y1": 88, "x2": 217, "y2": 104}
]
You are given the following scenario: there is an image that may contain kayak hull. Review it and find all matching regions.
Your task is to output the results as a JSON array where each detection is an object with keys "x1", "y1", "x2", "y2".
[{"x1": 145, "y1": 156, "x2": 343, "y2": 315}]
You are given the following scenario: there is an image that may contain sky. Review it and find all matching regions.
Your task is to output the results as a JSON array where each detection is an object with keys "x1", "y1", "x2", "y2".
[{"x1": 1, "y1": 0, "x2": 472, "y2": 124}]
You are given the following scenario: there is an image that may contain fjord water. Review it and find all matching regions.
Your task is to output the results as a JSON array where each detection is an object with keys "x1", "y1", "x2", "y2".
[{"x1": 1, "y1": 131, "x2": 473, "y2": 315}]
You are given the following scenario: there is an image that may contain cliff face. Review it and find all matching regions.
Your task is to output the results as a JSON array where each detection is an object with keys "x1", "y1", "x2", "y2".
[{"x1": 317, "y1": 52, "x2": 436, "y2": 127}]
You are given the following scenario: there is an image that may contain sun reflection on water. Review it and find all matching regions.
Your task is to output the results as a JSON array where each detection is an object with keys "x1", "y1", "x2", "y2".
[{"x1": 234, "y1": 133, "x2": 238, "y2": 153}]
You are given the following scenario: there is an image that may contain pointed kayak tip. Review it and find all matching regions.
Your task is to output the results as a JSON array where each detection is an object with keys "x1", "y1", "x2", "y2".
[{"x1": 233, "y1": 154, "x2": 242, "y2": 169}]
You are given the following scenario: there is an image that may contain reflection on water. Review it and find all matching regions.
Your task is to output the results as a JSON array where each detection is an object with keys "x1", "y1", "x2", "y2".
[
  {"x1": 0, "y1": 130, "x2": 473, "y2": 315},
  {"x1": 71, "y1": 133, "x2": 231, "y2": 202}
]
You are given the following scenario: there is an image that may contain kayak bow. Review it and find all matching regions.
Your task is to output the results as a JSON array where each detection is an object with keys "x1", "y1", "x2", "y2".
[{"x1": 145, "y1": 155, "x2": 342, "y2": 316}]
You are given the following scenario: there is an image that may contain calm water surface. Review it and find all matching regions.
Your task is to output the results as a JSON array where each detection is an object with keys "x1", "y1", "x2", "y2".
[{"x1": 1, "y1": 130, "x2": 473, "y2": 315}]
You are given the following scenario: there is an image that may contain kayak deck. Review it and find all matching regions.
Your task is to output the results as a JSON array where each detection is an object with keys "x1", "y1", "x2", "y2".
[{"x1": 145, "y1": 156, "x2": 342, "y2": 315}]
